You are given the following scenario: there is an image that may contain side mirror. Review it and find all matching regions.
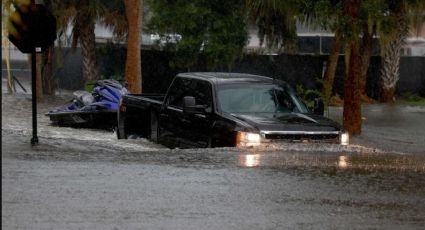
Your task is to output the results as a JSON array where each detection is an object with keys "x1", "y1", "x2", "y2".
[
  {"x1": 312, "y1": 98, "x2": 324, "y2": 115},
  {"x1": 183, "y1": 96, "x2": 206, "y2": 114}
]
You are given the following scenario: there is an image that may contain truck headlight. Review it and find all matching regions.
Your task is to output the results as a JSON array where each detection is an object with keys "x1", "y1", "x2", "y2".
[
  {"x1": 340, "y1": 132, "x2": 349, "y2": 145},
  {"x1": 236, "y1": 131, "x2": 261, "y2": 147}
]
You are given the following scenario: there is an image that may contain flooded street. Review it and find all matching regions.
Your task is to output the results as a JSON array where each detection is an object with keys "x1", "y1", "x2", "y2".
[
  {"x1": 329, "y1": 105, "x2": 425, "y2": 155},
  {"x1": 2, "y1": 90, "x2": 425, "y2": 229}
]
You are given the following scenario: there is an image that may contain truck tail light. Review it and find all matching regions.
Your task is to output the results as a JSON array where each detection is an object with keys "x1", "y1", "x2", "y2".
[{"x1": 119, "y1": 104, "x2": 126, "y2": 112}]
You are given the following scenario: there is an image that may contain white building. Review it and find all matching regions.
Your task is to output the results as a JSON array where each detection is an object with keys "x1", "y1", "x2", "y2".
[{"x1": 3, "y1": 21, "x2": 425, "y2": 62}]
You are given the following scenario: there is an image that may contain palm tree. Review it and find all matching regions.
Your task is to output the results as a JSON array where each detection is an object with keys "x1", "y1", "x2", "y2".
[
  {"x1": 245, "y1": 0, "x2": 298, "y2": 52},
  {"x1": 246, "y1": 0, "x2": 365, "y2": 134},
  {"x1": 379, "y1": 0, "x2": 425, "y2": 102},
  {"x1": 53, "y1": 0, "x2": 102, "y2": 82},
  {"x1": 123, "y1": 0, "x2": 142, "y2": 93},
  {"x1": 53, "y1": 0, "x2": 143, "y2": 92},
  {"x1": 53, "y1": 0, "x2": 127, "y2": 83},
  {"x1": 358, "y1": 20, "x2": 376, "y2": 100},
  {"x1": 298, "y1": 0, "x2": 344, "y2": 103},
  {"x1": 379, "y1": 1, "x2": 408, "y2": 102},
  {"x1": 341, "y1": 0, "x2": 363, "y2": 135},
  {"x1": 301, "y1": 0, "x2": 378, "y2": 103},
  {"x1": 303, "y1": 0, "x2": 373, "y2": 134},
  {"x1": 322, "y1": 28, "x2": 342, "y2": 101},
  {"x1": 356, "y1": 0, "x2": 382, "y2": 101}
]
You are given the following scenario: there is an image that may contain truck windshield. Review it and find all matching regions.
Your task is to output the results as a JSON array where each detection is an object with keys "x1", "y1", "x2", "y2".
[{"x1": 217, "y1": 84, "x2": 308, "y2": 113}]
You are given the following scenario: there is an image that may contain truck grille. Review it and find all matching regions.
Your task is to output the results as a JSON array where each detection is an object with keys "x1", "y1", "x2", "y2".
[{"x1": 263, "y1": 132, "x2": 339, "y2": 143}]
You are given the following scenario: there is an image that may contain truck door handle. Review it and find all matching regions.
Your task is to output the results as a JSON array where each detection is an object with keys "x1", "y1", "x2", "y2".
[{"x1": 160, "y1": 114, "x2": 169, "y2": 119}]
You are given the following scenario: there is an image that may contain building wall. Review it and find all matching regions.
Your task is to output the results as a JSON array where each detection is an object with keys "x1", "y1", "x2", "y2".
[{"x1": 5, "y1": 47, "x2": 421, "y2": 98}]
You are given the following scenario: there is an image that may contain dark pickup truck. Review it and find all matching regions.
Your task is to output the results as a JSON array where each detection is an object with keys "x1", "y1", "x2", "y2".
[{"x1": 117, "y1": 72, "x2": 349, "y2": 148}]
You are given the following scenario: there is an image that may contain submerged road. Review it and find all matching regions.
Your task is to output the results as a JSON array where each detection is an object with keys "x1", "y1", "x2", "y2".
[
  {"x1": 2, "y1": 92, "x2": 425, "y2": 229},
  {"x1": 3, "y1": 134, "x2": 425, "y2": 230}
]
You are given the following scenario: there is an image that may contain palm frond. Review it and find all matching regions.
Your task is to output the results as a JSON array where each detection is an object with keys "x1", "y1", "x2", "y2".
[{"x1": 245, "y1": 0, "x2": 298, "y2": 51}]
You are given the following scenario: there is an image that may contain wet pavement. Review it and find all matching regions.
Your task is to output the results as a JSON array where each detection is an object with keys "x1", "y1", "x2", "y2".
[
  {"x1": 2, "y1": 82, "x2": 425, "y2": 229},
  {"x1": 328, "y1": 105, "x2": 425, "y2": 155}
]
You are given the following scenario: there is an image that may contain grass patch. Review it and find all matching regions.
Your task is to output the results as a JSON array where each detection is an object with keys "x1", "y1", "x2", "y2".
[
  {"x1": 396, "y1": 99, "x2": 425, "y2": 106},
  {"x1": 396, "y1": 93, "x2": 425, "y2": 106}
]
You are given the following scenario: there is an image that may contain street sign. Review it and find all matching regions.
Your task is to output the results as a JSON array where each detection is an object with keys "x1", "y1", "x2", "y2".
[
  {"x1": 8, "y1": 1, "x2": 56, "y2": 53},
  {"x1": 8, "y1": 0, "x2": 32, "y2": 53},
  {"x1": 31, "y1": 4, "x2": 57, "y2": 52},
  {"x1": 7, "y1": 0, "x2": 57, "y2": 145}
]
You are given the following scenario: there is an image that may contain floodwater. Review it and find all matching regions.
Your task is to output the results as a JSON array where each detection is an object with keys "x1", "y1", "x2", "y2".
[
  {"x1": 328, "y1": 105, "x2": 425, "y2": 155},
  {"x1": 2, "y1": 89, "x2": 425, "y2": 229}
]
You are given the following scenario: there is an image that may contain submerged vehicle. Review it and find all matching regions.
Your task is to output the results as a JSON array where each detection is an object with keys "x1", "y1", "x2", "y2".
[
  {"x1": 117, "y1": 72, "x2": 349, "y2": 148},
  {"x1": 46, "y1": 79, "x2": 128, "y2": 128}
]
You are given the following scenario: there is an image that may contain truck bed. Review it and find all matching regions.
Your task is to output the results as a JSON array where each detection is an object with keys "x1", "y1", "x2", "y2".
[
  {"x1": 121, "y1": 94, "x2": 165, "y2": 109},
  {"x1": 118, "y1": 94, "x2": 165, "y2": 139}
]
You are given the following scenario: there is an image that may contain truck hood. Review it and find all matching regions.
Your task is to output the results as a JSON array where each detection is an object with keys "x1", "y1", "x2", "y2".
[{"x1": 230, "y1": 112, "x2": 342, "y2": 133}]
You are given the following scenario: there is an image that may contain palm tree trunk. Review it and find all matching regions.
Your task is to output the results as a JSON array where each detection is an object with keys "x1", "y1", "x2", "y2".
[
  {"x1": 344, "y1": 42, "x2": 362, "y2": 135},
  {"x1": 42, "y1": 47, "x2": 55, "y2": 95},
  {"x1": 124, "y1": 0, "x2": 143, "y2": 94},
  {"x1": 80, "y1": 21, "x2": 99, "y2": 83},
  {"x1": 380, "y1": 4, "x2": 408, "y2": 103},
  {"x1": 359, "y1": 22, "x2": 375, "y2": 99},
  {"x1": 321, "y1": 28, "x2": 342, "y2": 99},
  {"x1": 380, "y1": 36, "x2": 404, "y2": 102},
  {"x1": 343, "y1": 0, "x2": 362, "y2": 135}
]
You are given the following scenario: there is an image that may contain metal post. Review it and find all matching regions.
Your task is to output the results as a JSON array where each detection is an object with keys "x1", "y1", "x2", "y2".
[{"x1": 31, "y1": 50, "x2": 38, "y2": 145}]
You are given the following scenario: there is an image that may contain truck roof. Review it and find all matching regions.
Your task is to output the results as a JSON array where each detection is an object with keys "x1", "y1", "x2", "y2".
[{"x1": 176, "y1": 72, "x2": 282, "y2": 85}]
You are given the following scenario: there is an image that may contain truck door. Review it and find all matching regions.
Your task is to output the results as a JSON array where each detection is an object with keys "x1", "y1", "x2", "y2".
[
  {"x1": 184, "y1": 79, "x2": 214, "y2": 147},
  {"x1": 159, "y1": 77, "x2": 213, "y2": 148}
]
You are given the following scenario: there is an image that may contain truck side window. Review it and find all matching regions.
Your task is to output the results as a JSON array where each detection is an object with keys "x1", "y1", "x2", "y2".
[
  {"x1": 167, "y1": 78, "x2": 190, "y2": 109},
  {"x1": 193, "y1": 80, "x2": 213, "y2": 113},
  {"x1": 167, "y1": 78, "x2": 212, "y2": 112}
]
